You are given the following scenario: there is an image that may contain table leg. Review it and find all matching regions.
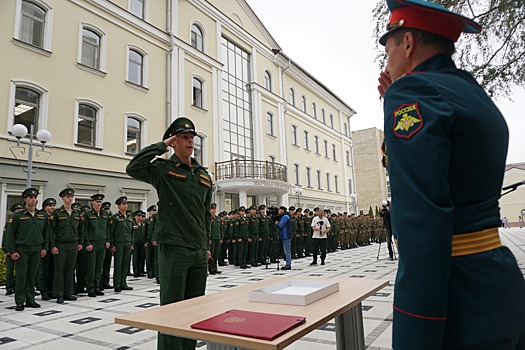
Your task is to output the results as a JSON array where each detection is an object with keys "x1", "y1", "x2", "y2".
[
  {"x1": 335, "y1": 302, "x2": 365, "y2": 350},
  {"x1": 206, "y1": 341, "x2": 254, "y2": 350}
]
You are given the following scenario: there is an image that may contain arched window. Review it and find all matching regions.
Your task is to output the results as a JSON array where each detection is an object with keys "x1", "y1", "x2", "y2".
[
  {"x1": 126, "y1": 117, "x2": 142, "y2": 154},
  {"x1": 20, "y1": 1, "x2": 46, "y2": 47},
  {"x1": 14, "y1": 87, "x2": 40, "y2": 134},
  {"x1": 264, "y1": 70, "x2": 271, "y2": 91},
  {"x1": 192, "y1": 77, "x2": 203, "y2": 108},
  {"x1": 128, "y1": 48, "x2": 144, "y2": 86},
  {"x1": 301, "y1": 95, "x2": 306, "y2": 112},
  {"x1": 77, "y1": 104, "x2": 97, "y2": 146},
  {"x1": 81, "y1": 28, "x2": 101, "y2": 69},
  {"x1": 289, "y1": 88, "x2": 295, "y2": 106},
  {"x1": 312, "y1": 103, "x2": 316, "y2": 118},
  {"x1": 191, "y1": 23, "x2": 203, "y2": 52},
  {"x1": 194, "y1": 135, "x2": 203, "y2": 164}
]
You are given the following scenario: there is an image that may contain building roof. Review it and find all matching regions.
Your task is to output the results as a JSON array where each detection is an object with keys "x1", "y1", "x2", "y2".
[{"x1": 506, "y1": 162, "x2": 525, "y2": 172}]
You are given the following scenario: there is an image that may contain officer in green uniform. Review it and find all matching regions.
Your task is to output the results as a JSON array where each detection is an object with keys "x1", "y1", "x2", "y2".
[
  {"x1": 209, "y1": 203, "x2": 222, "y2": 274},
  {"x1": 227, "y1": 210, "x2": 236, "y2": 266},
  {"x1": 235, "y1": 206, "x2": 250, "y2": 269},
  {"x1": 132, "y1": 210, "x2": 147, "y2": 277},
  {"x1": 126, "y1": 117, "x2": 212, "y2": 350},
  {"x1": 145, "y1": 205, "x2": 157, "y2": 278},
  {"x1": 378, "y1": 0, "x2": 525, "y2": 348},
  {"x1": 219, "y1": 211, "x2": 229, "y2": 266},
  {"x1": 100, "y1": 201, "x2": 113, "y2": 290},
  {"x1": 75, "y1": 204, "x2": 91, "y2": 294},
  {"x1": 6, "y1": 188, "x2": 48, "y2": 311},
  {"x1": 110, "y1": 196, "x2": 133, "y2": 292},
  {"x1": 247, "y1": 205, "x2": 259, "y2": 267},
  {"x1": 83, "y1": 194, "x2": 110, "y2": 297},
  {"x1": 49, "y1": 188, "x2": 83, "y2": 304},
  {"x1": 257, "y1": 205, "x2": 270, "y2": 264},
  {"x1": 147, "y1": 210, "x2": 160, "y2": 284},
  {"x1": 3, "y1": 203, "x2": 23, "y2": 296},
  {"x1": 295, "y1": 208, "x2": 304, "y2": 258},
  {"x1": 288, "y1": 206, "x2": 297, "y2": 259},
  {"x1": 39, "y1": 198, "x2": 56, "y2": 300},
  {"x1": 302, "y1": 209, "x2": 311, "y2": 256}
]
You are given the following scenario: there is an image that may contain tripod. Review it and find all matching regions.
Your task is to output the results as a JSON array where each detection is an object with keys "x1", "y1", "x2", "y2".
[
  {"x1": 265, "y1": 236, "x2": 280, "y2": 270},
  {"x1": 377, "y1": 226, "x2": 397, "y2": 260}
]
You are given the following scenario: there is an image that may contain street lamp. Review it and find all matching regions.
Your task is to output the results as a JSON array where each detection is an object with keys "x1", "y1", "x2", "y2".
[
  {"x1": 294, "y1": 186, "x2": 303, "y2": 207},
  {"x1": 349, "y1": 193, "x2": 358, "y2": 215},
  {"x1": 9, "y1": 124, "x2": 52, "y2": 188}
]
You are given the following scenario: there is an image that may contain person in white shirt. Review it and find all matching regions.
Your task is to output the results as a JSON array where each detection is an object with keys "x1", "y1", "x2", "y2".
[{"x1": 310, "y1": 210, "x2": 331, "y2": 266}]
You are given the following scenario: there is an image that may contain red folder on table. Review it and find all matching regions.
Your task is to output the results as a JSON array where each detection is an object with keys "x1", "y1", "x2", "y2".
[{"x1": 190, "y1": 309, "x2": 306, "y2": 340}]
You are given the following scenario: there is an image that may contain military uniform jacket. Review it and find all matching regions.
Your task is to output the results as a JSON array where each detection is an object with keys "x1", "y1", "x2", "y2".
[
  {"x1": 49, "y1": 206, "x2": 83, "y2": 247},
  {"x1": 148, "y1": 214, "x2": 158, "y2": 242},
  {"x1": 247, "y1": 214, "x2": 259, "y2": 238},
  {"x1": 110, "y1": 212, "x2": 133, "y2": 246},
  {"x1": 235, "y1": 216, "x2": 249, "y2": 238},
  {"x1": 221, "y1": 219, "x2": 230, "y2": 240},
  {"x1": 132, "y1": 221, "x2": 147, "y2": 245},
  {"x1": 83, "y1": 209, "x2": 110, "y2": 246},
  {"x1": 258, "y1": 214, "x2": 270, "y2": 237},
  {"x1": 126, "y1": 142, "x2": 212, "y2": 250},
  {"x1": 210, "y1": 215, "x2": 222, "y2": 240},
  {"x1": 6, "y1": 208, "x2": 48, "y2": 253},
  {"x1": 383, "y1": 54, "x2": 525, "y2": 349},
  {"x1": 296, "y1": 215, "x2": 304, "y2": 234}
]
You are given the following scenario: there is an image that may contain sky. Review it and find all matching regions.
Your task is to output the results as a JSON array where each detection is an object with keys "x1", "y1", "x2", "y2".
[{"x1": 247, "y1": 0, "x2": 525, "y2": 164}]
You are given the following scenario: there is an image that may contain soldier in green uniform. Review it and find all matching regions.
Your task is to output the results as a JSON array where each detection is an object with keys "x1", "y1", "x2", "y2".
[
  {"x1": 126, "y1": 117, "x2": 212, "y2": 350},
  {"x1": 75, "y1": 204, "x2": 91, "y2": 294},
  {"x1": 100, "y1": 201, "x2": 113, "y2": 290},
  {"x1": 145, "y1": 205, "x2": 157, "y2": 279},
  {"x1": 83, "y1": 194, "x2": 110, "y2": 297},
  {"x1": 257, "y1": 205, "x2": 270, "y2": 265},
  {"x1": 147, "y1": 210, "x2": 160, "y2": 284},
  {"x1": 294, "y1": 208, "x2": 304, "y2": 258},
  {"x1": 328, "y1": 213, "x2": 338, "y2": 253},
  {"x1": 235, "y1": 206, "x2": 250, "y2": 269},
  {"x1": 110, "y1": 196, "x2": 133, "y2": 292},
  {"x1": 247, "y1": 205, "x2": 259, "y2": 267},
  {"x1": 49, "y1": 188, "x2": 83, "y2": 304},
  {"x1": 6, "y1": 188, "x2": 48, "y2": 311},
  {"x1": 288, "y1": 206, "x2": 297, "y2": 259},
  {"x1": 219, "y1": 211, "x2": 229, "y2": 266},
  {"x1": 39, "y1": 198, "x2": 56, "y2": 300},
  {"x1": 228, "y1": 210, "x2": 237, "y2": 266},
  {"x1": 302, "y1": 209, "x2": 312, "y2": 257},
  {"x1": 132, "y1": 210, "x2": 147, "y2": 277},
  {"x1": 3, "y1": 203, "x2": 23, "y2": 296},
  {"x1": 209, "y1": 203, "x2": 222, "y2": 274}
]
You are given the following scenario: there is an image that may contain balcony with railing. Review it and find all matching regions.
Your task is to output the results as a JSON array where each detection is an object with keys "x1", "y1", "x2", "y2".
[{"x1": 215, "y1": 159, "x2": 287, "y2": 182}]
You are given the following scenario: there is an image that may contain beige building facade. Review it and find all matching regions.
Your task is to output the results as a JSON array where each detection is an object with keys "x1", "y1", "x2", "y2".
[
  {"x1": 501, "y1": 163, "x2": 525, "y2": 226},
  {"x1": 1, "y1": 0, "x2": 358, "y2": 231}
]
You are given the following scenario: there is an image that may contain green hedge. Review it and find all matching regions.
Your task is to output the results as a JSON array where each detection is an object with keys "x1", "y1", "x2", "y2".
[{"x1": 0, "y1": 250, "x2": 6, "y2": 286}]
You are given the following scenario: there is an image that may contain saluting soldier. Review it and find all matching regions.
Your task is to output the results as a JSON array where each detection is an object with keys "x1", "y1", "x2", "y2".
[
  {"x1": 257, "y1": 205, "x2": 270, "y2": 265},
  {"x1": 209, "y1": 203, "x2": 222, "y2": 275},
  {"x1": 6, "y1": 188, "x2": 48, "y2": 311},
  {"x1": 110, "y1": 196, "x2": 134, "y2": 292},
  {"x1": 39, "y1": 198, "x2": 56, "y2": 300},
  {"x1": 49, "y1": 188, "x2": 83, "y2": 304},
  {"x1": 145, "y1": 205, "x2": 157, "y2": 279},
  {"x1": 247, "y1": 205, "x2": 259, "y2": 267},
  {"x1": 3, "y1": 203, "x2": 23, "y2": 296},
  {"x1": 83, "y1": 194, "x2": 110, "y2": 297},
  {"x1": 100, "y1": 201, "x2": 113, "y2": 290}
]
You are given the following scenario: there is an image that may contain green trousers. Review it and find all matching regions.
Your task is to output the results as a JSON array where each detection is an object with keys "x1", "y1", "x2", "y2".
[
  {"x1": 113, "y1": 243, "x2": 131, "y2": 289},
  {"x1": 38, "y1": 253, "x2": 54, "y2": 297},
  {"x1": 5, "y1": 253, "x2": 15, "y2": 292},
  {"x1": 158, "y1": 244, "x2": 207, "y2": 350},
  {"x1": 53, "y1": 242, "x2": 78, "y2": 297},
  {"x1": 86, "y1": 244, "x2": 106, "y2": 293},
  {"x1": 209, "y1": 239, "x2": 221, "y2": 273},
  {"x1": 15, "y1": 249, "x2": 41, "y2": 305},
  {"x1": 101, "y1": 248, "x2": 112, "y2": 286},
  {"x1": 75, "y1": 249, "x2": 87, "y2": 291}
]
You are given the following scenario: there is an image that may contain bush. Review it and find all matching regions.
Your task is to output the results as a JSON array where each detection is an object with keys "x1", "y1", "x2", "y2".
[{"x1": 0, "y1": 250, "x2": 6, "y2": 286}]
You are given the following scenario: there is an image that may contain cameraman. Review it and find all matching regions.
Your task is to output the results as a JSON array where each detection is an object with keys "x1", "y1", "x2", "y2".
[
  {"x1": 310, "y1": 209, "x2": 331, "y2": 266},
  {"x1": 380, "y1": 200, "x2": 393, "y2": 260}
]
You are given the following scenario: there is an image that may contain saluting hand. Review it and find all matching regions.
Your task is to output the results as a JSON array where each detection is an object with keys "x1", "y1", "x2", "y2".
[{"x1": 163, "y1": 134, "x2": 177, "y2": 149}]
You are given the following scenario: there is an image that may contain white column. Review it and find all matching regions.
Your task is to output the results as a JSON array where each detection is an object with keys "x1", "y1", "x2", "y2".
[{"x1": 239, "y1": 189, "x2": 248, "y2": 207}]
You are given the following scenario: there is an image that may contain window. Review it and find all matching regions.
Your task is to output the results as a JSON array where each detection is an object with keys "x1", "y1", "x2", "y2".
[
  {"x1": 289, "y1": 88, "x2": 295, "y2": 106},
  {"x1": 291, "y1": 125, "x2": 298, "y2": 145},
  {"x1": 346, "y1": 150, "x2": 350, "y2": 166},
  {"x1": 264, "y1": 70, "x2": 271, "y2": 91},
  {"x1": 317, "y1": 170, "x2": 322, "y2": 190},
  {"x1": 194, "y1": 135, "x2": 203, "y2": 164},
  {"x1": 326, "y1": 173, "x2": 331, "y2": 192},
  {"x1": 330, "y1": 114, "x2": 334, "y2": 128},
  {"x1": 77, "y1": 104, "x2": 97, "y2": 147},
  {"x1": 294, "y1": 164, "x2": 300, "y2": 185},
  {"x1": 126, "y1": 117, "x2": 142, "y2": 154},
  {"x1": 344, "y1": 123, "x2": 348, "y2": 136},
  {"x1": 193, "y1": 77, "x2": 203, "y2": 108},
  {"x1": 332, "y1": 144, "x2": 337, "y2": 160},
  {"x1": 19, "y1": 1, "x2": 46, "y2": 48},
  {"x1": 301, "y1": 95, "x2": 306, "y2": 113},
  {"x1": 314, "y1": 136, "x2": 319, "y2": 154},
  {"x1": 324, "y1": 140, "x2": 329, "y2": 158},
  {"x1": 322, "y1": 109, "x2": 326, "y2": 124},
  {"x1": 348, "y1": 179, "x2": 353, "y2": 194},
  {"x1": 81, "y1": 28, "x2": 100, "y2": 69},
  {"x1": 306, "y1": 167, "x2": 312, "y2": 188},
  {"x1": 303, "y1": 131, "x2": 309, "y2": 150},
  {"x1": 14, "y1": 87, "x2": 39, "y2": 134},
  {"x1": 128, "y1": 48, "x2": 144, "y2": 86},
  {"x1": 335, "y1": 175, "x2": 339, "y2": 193},
  {"x1": 266, "y1": 112, "x2": 274, "y2": 136},
  {"x1": 130, "y1": 0, "x2": 145, "y2": 19},
  {"x1": 191, "y1": 23, "x2": 203, "y2": 52},
  {"x1": 312, "y1": 103, "x2": 316, "y2": 119}
]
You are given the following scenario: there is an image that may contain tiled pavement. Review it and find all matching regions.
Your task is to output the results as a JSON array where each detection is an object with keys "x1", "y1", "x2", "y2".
[{"x1": 1, "y1": 228, "x2": 524, "y2": 350}]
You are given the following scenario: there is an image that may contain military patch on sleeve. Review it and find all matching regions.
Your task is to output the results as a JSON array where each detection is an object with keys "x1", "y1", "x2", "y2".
[{"x1": 393, "y1": 103, "x2": 423, "y2": 139}]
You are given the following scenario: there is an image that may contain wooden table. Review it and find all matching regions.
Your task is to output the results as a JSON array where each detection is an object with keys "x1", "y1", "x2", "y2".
[{"x1": 115, "y1": 277, "x2": 389, "y2": 350}]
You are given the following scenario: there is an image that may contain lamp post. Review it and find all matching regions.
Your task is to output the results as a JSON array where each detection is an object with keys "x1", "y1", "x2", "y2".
[
  {"x1": 349, "y1": 193, "x2": 358, "y2": 215},
  {"x1": 9, "y1": 124, "x2": 52, "y2": 188},
  {"x1": 294, "y1": 186, "x2": 303, "y2": 207}
]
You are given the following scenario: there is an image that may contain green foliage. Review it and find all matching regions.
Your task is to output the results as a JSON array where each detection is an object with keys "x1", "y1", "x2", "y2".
[
  {"x1": 0, "y1": 250, "x2": 6, "y2": 286},
  {"x1": 375, "y1": 206, "x2": 380, "y2": 216},
  {"x1": 368, "y1": 206, "x2": 374, "y2": 216},
  {"x1": 373, "y1": 0, "x2": 525, "y2": 98}
]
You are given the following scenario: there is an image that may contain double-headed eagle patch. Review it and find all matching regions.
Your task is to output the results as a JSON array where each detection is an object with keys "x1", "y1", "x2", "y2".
[{"x1": 393, "y1": 103, "x2": 423, "y2": 139}]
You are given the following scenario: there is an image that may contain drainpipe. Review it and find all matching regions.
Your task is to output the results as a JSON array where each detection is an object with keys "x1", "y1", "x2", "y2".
[{"x1": 166, "y1": 0, "x2": 175, "y2": 130}]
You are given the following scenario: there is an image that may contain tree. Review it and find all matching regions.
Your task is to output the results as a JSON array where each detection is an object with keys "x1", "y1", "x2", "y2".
[
  {"x1": 373, "y1": 0, "x2": 525, "y2": 98},
  {"x1": 369, "y1": 206, "x2": 374, "y2": 217}
]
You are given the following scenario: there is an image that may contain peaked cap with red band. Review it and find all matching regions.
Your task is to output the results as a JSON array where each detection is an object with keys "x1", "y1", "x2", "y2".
[{"x1": 379, "y1": 0, "x2": 482, "y2": 46}]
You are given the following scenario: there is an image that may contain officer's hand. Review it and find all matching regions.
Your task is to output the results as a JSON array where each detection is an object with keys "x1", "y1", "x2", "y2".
[
  {"x1": 220, "y1": 240, "x2": 223, "y2": 244},
  {"x1": 163, "y1": 134, "x2": 177, "y2": 149},
  {"x1": 248, "y1": 238, "x2": 252, "y2": 243},
  {"x1": 111, "y1": 246, "x2": 116, "y2": 253},
  {"x1": 51, "y1": 247, "x2": 59, "y2": 255},
  {"x1": 41, "y1": 249, "x2": 47, "y2": 258},
  {"x1": 377, "y1": 70, "x2": 392, "y2": 98},
  {"x1": 86, "y1": 245, "x2": 93, "y2": 252},
  {"x1": 144, "y1": 242, "x2": 148, "y2": 248},
  {"x1": 10, "y1": 252, "x2": 20, "y2": 261},
  {"x1": 131, "y1": 245, "x2": 134, "y2": 251},
  {"x1": 105, "y1": 242, "x2": 110, "y2": 249},
  {"x1": 259, "y1": 237, "x2": 262, "y2": 241},
  {"x1": 78, "y1": 244, "x2": 83, "y2": 251},
  {"x1": 207, "y1": 250, "x2": 212, "y2": 260},
  {"x1": 237, "y1": 238, "x2": 242, "y2": 243},
  {"x1": 152, "y1": 240, "x2": 157, "y2": 246}
]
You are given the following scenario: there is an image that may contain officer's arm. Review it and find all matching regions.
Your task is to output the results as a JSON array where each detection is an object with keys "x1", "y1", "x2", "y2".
[
  {"x1": 205, "y1": 185, "x2": 212, "y2": 244},
  {"x1": 126, "y1": 142, "x2": 166, "y2": 185},
  {"x1": 109, "y1": 217, "x2": 115, "y2": 247},
  {"x1": 384, "y1": 75, "x2": 454, "y2": 350},
  {"x1": 49, "y1": 213, "x2": 57, "y2": 249},
  {"x1": 42, "y1": 215, "x2": 49, "y2": 251},
  {"x1": 5, "y1": 216, "x2": 17, "y2": 254}
]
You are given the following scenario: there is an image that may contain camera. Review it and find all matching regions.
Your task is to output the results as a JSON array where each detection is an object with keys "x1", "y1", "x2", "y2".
[{"x1": 317, "y1": 221, "x2": 324, "y2": 228}]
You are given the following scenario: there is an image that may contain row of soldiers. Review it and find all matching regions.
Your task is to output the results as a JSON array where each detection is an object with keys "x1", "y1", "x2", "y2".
[
  {"x1": 2, "y1": 187, "x2": 160, "y2": 311},
  {"x1": 209, "y1": 204, "x2": 387, "y2": 272}
]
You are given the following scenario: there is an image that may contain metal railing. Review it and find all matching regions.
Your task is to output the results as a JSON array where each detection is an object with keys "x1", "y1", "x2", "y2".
[{"x1": 215, "y1": 159, "x2": 287, "y2": 182}]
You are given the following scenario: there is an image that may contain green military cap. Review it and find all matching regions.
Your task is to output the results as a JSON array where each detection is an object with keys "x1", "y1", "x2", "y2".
[
  {"x1": 258, "y1": 204, "x2": 266, "y2": 210},
  {"x1": 228, "y1": 210, "x2": 234, "y2": 215},
  {"x1": 296, "y1": 207, "x2": 302, "y2": 212},
  {"x1": 288, "y1": 206, "x2": 295, "y2": 211},
  {"x1": 22, "y1": 187, "x2": 39, "y2": 198},
  {"x1": 81, "y1": 205, "x2": 91, "y2": 212},
  {"x1": 91, "y1": 193, "x2": 104, "y2": 201},
  {"x1": 101, "y1": 201, "x2": 111, "y2": 210},
  {"x1": 115, "y1": 196, "x2": 128, "y2": 205},
  {"x1": 133, "y1": 210, "x2": 143, "y2": 217},
  {"x1": 324, "y1": 208, "x2": 330, "y2": 213},
  {"x1": 331, "y1": 213, "x2": 338, "y2": 217},
  {"x1": 147, "y1": 205, "x2": 157, "y2": 212},
  {"x1": 238, "y1": 206, "x2": 246, "y2": 212},
  {"x1": 59, "y1": 188, "x2": 75, "y2": 197},
  {"x1": 162, "y1": 117, "x2": 197, "y2": 140},
  {"x1": 11, "y1": 203, "x2": 24, "y2": 212},
  {"x1": 248, "y1": 205, "x2": 257, "y2": 211},
  {"x1": 210, "y1": 203, "x2": 217, "y2": 209},
  {"x1": 313, "y1": 207, "x2": 320, "y2": 211},
  {"x1": 72, "y1": 202, "x2": 81, "y2": 211},
  {"x1": 304, "y1": 208, "x2": 310, "y2": 213},
  {"x1": 221, "y1": 211, "x2": 228, "y2": 216},
  {"x1": 42, "y1": 198, "x2": 57, "y2": 207},
  {"x1": 279, "y1": 206, "x2": 287, "y2": 211}
]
